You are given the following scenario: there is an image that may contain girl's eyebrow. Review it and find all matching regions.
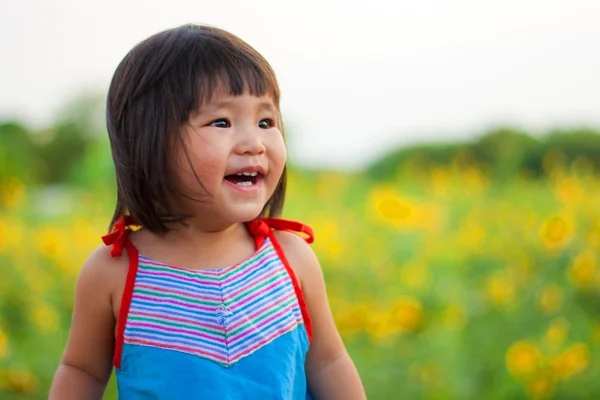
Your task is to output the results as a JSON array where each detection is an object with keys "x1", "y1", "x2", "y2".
[
  {"x1": 202, "y1": 100, "x2": 277, "y2": 114},
  {"x1": 258, "y1": 102, "x2": 277, "y2": 113}
]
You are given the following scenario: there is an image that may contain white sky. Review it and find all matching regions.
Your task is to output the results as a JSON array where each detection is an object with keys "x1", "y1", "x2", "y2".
[{"x1": 1, "y1": 0, "x2": 599, "y2": 169}]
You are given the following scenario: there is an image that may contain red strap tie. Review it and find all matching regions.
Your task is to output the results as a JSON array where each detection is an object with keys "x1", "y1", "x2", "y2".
[
  {"x1": 246, "y1": 218, "x2": 272, "y2": 239},
  {"x1": 248, "y1": 218, "x2": 314, "y2": 244},
  {"x1": 101, "y1": 215, "x2": 130, "y2": 257}
]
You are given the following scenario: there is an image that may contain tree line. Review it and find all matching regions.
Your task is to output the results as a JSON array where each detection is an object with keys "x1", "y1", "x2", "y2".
[{"x1": 2, "y1": 111, "x2": 599, "y2": 188}]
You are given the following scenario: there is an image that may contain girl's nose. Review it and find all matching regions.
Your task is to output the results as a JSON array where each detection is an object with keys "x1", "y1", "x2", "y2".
[{"x1": 235, "y1": 127, "x2": 266, "y2": 155}]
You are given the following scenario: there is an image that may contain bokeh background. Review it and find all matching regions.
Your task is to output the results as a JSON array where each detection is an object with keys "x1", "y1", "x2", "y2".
[{"x1": 1, "y1": 1, "x2": 600, "y2": 399}]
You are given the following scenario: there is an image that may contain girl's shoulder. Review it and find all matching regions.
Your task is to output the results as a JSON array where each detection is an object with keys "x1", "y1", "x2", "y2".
[
  {"x1": 86, "y1": 242, "x2": 131, "y2": 274},
  {"x1": 270, "y1": 222, "x2": 321, "y2": 291},
  {"x1": 273, "y1": 229, "x2": 316, "y2": 265},
  {"x1": 77, "y1": 244, "x2": 129, "y2": 303}
]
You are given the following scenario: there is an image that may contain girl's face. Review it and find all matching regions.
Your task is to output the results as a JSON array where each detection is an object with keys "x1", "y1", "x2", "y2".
[{"x1": 172, "y1": 90, "x2": 286, "y2": 226}]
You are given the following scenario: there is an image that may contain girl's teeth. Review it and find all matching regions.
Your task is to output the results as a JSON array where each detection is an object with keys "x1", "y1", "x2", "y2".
[
  {"x1": 236, "y1": 171, "x2": 258, "y2": 176},
  {"x1": 236, "y1": 181, "x2": 253, "y2": 186}
]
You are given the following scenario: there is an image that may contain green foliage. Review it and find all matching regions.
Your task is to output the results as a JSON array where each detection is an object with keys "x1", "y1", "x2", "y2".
[
  {"x1": 0, "y1": 93, "x2": 106, "y2": 186},
  {"x1": 35, "y1": 121, "x2": 90, "y2": 184},
  {"x1": 5, "y1": 92, "x2": 600, "y2": 188},
  {"x1": 365, "y1": 142, "x2": 469, "y2": 181},
  {"x1": 0, "y1": 122, "x2": 37, "y2": 184},
  {"x1": 366, "y1": 127, "x2": 600, "y2": 182},
  {"x1": 545, "y1": 129, "x2": 600, "y2": 168},
  {"x1": 471, "y1": 128, "x2": 543, "y2": 179},
  {"x1": 68, "y1": 136, "x2": 116, "y2": 189}
]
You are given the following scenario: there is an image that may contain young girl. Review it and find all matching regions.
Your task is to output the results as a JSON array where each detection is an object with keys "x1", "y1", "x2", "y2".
[{"x1": 49, "y1": 24, "x2": 365, "y2": 399}]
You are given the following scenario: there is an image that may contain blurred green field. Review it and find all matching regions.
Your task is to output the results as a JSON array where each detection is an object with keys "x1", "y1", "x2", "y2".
[{"x1": 1, "y1": 160, "x2": 599, "y2": 399}]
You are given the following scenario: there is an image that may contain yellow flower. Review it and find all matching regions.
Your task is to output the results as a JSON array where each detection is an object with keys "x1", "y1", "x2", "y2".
[
  {"x1": 34, "y1": 227, "x2": 65, "y2": 258},
  {"x1": 334, "y1": 304, "x2": 368, "y2": 337},
  {"x1": 540, "y1": 216, "x2": 574, "y2": 250},
  {"x1": 370, "y1": 186, "x2": 415, "y2": 227},
  {"x1": 554, "y1": 175, "x2": 583, "y2": 206},
  {"x1": 312, "y1": 218, "x2": 343, "y2": 261},
  {"x1": 486, "y1": 271, "x2": 515, "y2": 307},
  {"x1": 391, "y1": 296, "x2": 422, "y2": 332},
  {"x1": 368, "y1": 185, "x2": 442, "y2": 232},
  {"x1": 538, "y1": 284, "x2": 563, "y2": 314},
  {"x1": 0, "y1": 177, "x2": 26, "y2": 209},
  {"x1": 430, "y1": 168, "x2": 450, "y2": 198},
  {"x1": 568, "y1": 250, "x2": 596, "y2": 289},
  {"x1": 552, "y1": 343, "x2": 589, "y2": 380},
  {"x1": 506, "y1": 341, "x2": 542, "y2": 377},
  {"x1": 0, "y1": 368, "x2": 39, "y2": 394},
  {"x1": 457, "y1": 217, "x2": 486, "y2": 252},
  {"x1": 0, "y1": 329, "x2": 8, "y2": 359},
  {"x1": 31, "y1": 303, "x2": 60, "y2": 334},
  {"x1": 586, "y1": 221, "x2": 600, "y2": 249},
  {"x1": 462, "y1": 166, "x2": 487, "y2": 193},
  {"x1": 72, "y1": 218, "x2": 102, "y2": 252},
  {"x1": 0, "y1": 217, "x2": 5, "y2": 254},
  {"x1": 527, "y1": 373, "x2": 556, "y2": 400},
  {"x1": 366, "y1": 309, "x2": 398, "y2": 341},
  {"x1": 0, "y1": 216, "x2": 24, "y2": 253},
  {"x1": 544, "y1": 317, "x2": 569, "y2": 348}
]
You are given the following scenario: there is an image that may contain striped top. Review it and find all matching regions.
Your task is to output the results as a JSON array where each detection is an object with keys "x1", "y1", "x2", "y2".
[
  {"x1": 102, "y1": 217, "x2": 316, "y2": 399},
  {"x1": 125, "y1": 237, "x2": 305, "y2": 367}
]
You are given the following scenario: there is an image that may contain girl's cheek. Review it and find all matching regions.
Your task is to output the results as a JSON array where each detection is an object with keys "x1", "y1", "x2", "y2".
[{"x1": 270, "y1": 134, "x2": 287, "y2": 161}]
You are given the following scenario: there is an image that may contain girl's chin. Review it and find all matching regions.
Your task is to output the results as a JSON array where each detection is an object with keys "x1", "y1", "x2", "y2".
[{"x1": 214, "y1": 202, "x2": 265, "y2": 224}]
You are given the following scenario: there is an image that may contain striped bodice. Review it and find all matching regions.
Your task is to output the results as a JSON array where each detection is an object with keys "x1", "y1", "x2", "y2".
[
  {"x1": 125, "y1": 238, "x2": 305, "y2": 367},
  {"x1": 103, "y1": 217, "x2": 315, "y2": 399}
]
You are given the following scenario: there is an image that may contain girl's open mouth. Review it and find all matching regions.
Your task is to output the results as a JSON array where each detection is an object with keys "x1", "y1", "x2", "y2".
[{"x1": 224, "y1": 171, "x2": 263, "y2": 187}]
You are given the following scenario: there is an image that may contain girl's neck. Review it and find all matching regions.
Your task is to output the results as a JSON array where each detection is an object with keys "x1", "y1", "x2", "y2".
[
  {"x1": 132, "y1": 218, "x2": 255, "y2": 271},
  {"x1": 165, "y1": 217, "x2": 247, "y2": 247}
]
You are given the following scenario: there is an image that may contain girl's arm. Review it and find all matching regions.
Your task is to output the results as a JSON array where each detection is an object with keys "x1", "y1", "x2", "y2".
[
  {"x1": 49, "y1": 247, "x2": 123, "y2": 400},
  {"x1": 275, "y1": 232, "x2": 366, "y2": 400}
]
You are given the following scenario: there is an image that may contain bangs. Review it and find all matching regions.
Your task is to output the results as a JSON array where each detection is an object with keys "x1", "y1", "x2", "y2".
[
  {"x1": 193, "y1": 51, "x2": 281, "y2": 111},
  {"x1": 182, "y1": 26, "x2": 281, "y2": 118}
]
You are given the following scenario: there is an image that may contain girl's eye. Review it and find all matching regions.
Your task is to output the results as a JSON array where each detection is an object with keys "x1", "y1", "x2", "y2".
[
  {"x1": 209, "y1": 119, "x2": 231, "y2": 128},
  {"x1": 258, "y1": 119, "x2": 276, "y2": 129}
]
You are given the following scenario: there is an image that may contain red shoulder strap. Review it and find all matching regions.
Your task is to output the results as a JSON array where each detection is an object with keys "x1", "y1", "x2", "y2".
[
  {"x1": 246, "y1": 217, "x2": 314, "y2": 342},
  {"x1": 247, "y1": 217, "x2": 314, "y2": 249},
  {"x1": 101, "y1": 215, "x2": 139, "y2": 369},
  {"x1": 261, "y1": 218, "x2": 314, "y2": 244}
]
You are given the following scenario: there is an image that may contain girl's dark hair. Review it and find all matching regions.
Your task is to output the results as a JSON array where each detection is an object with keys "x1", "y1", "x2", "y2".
[{"x1": 106, "y1": 24, "x2": 286, "y2": 234}]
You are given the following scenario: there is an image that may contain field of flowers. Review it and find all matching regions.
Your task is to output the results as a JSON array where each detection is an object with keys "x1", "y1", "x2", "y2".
[{"x1": 1, "y1": 161, "x2": 599, "y2": 399}]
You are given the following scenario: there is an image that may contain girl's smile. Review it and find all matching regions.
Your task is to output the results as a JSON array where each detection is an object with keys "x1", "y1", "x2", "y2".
[{"x1": 224, "y1": 165, "x2": 266, "y2": 193}]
